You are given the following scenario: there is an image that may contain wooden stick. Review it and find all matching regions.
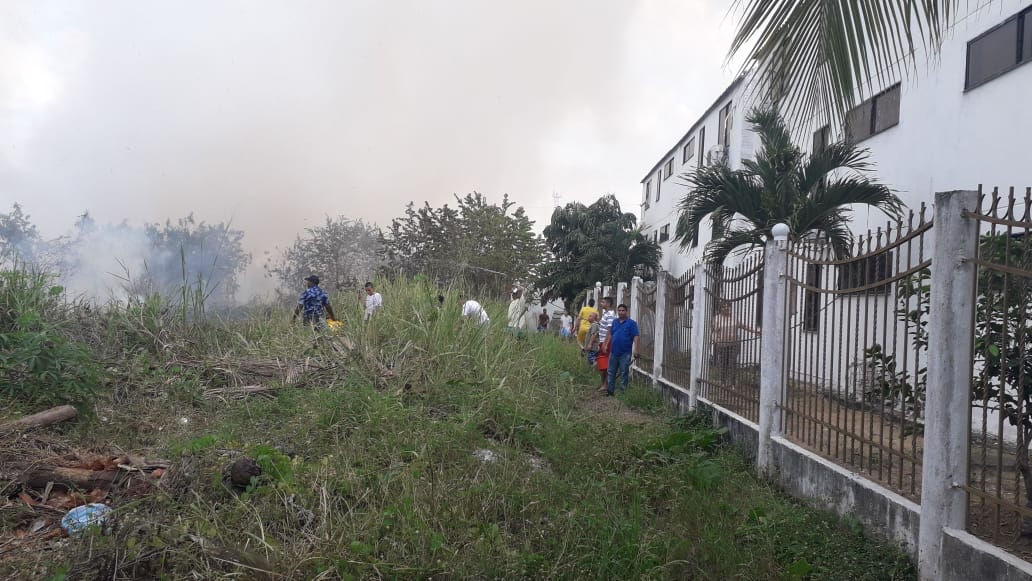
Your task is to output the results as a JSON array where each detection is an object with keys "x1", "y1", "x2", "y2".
[{"x1": 0, "y1": 405, "x2": 77, "y2": 431}]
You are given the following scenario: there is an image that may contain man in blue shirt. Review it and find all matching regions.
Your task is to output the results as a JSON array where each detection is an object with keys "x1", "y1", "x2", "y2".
[
  {"x1": 606, "y1": 303, "x2": 639, "y2": 396},
  {"x1": 292, "y1": 275, "x2": 337, "y2": 330}
]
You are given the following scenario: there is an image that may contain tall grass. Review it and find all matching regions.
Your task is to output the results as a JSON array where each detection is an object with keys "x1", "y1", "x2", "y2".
[{"x1": 1, "y1": 275, "x2": 915, "y2": 580}]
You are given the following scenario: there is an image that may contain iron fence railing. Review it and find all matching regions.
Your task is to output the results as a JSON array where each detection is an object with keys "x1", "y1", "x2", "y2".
[
  {"x1": 699, "y1": 253, "x2": 763, "y2": 422},
  {"x1": 782, "y1": 207, "x2": 930, "y2": 500},
  {"x1": 964, "y1": 185, "x2": 1032, "y2": 559},
  {"x1": 662, "y1": 269, "x2": 694, "y2": 388},
  {"x1": 635, "y1": 279, "x2": 657, "y2": 373}
]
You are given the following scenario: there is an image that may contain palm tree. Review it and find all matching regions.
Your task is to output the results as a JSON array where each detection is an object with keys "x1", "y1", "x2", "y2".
[
  {"x1": 539, "y1": 195, "x2": 660, "y2": 302},
  {"x1": 674, "y1": 106, "x2": 903, "y2": 264},
  {"x1": 729, "y1": 1, "x2": 972, "y2": 124}
]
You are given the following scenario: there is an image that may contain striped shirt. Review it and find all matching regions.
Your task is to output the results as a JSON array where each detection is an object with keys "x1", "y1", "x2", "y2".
[{"x1": 598, "y1": 309, "x2": 616, "y2": 343}]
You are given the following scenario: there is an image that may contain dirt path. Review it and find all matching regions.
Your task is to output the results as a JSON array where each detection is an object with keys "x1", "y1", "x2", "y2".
[{"x1": 573, "y1": 387, "x2": 661, "y2": 426}]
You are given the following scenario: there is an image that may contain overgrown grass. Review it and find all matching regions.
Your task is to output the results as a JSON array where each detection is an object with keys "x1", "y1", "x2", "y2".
[{"x1": 0, "y1": 274, "x2": 916, "y2": 580}]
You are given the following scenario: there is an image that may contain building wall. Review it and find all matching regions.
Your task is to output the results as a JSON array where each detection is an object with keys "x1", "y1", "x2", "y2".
[{"x1": 642, "y1": 0, "x2": 1032, "y2": 278}]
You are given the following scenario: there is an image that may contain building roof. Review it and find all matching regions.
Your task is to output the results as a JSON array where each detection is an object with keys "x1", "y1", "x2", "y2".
[{"x1": 640, "y1": 73, "x2": 748, "y2": 184}]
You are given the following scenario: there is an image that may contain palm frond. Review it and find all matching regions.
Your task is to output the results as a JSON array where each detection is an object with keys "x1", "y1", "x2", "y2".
[
  {"x1": 704, "y1": 228, "x2": 766, "y2": 265},
  {"x1": 729, "y1": 0, "x2": 965, "y2": 125},
  {"x1": 796, "y1": 177, "x2": 903, "y2": 231}
]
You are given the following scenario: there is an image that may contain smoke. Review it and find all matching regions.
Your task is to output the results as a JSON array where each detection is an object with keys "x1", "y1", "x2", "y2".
[
  {"x1": 0, "y1": 1, "x2": 742, "y2": 298},
  {"x1": 2, "y1": 207, "x2": 251, "y2": 305}
]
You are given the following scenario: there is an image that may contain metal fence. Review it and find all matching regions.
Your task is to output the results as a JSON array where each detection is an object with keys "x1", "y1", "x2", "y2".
[
  {"x1": 635, "y1": 279, "x2": 657, "y2": 373},
  {"x1": 782, "y1": 207, "x2": 931, "y2": 499},
  {"x1": 699, "y1": 253, "x2": 763, "y2": 423},
  {"x1": 662, "y1": 269, "x2": 695, "y2": 388},
  {"x1": 606, "y1": 188, "x2": 1032, "y2": 570},
  {"x1": 964, "y1": 186, "x2": 1032, "y2": 557}
]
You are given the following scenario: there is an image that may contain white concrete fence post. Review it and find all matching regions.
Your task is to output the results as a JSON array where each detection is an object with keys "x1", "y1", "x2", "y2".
[
  {"x1": 630, "y1": 276, "x2": 641, "y2": 326},
  {"x1": 616, "y1": 282, "x2": 627, "y2": 308},
  {"x1": 594, "y1": 281, "x2": 602, "y2": 307},
  {"x1": 758, "y1": 226, "x2": 790, "y2": 473},
  {"x1": 919, "y1": 190, "x2": 979, "y2": 581},
  {"x1": 652, "y1": 270, "x2": 668, "y2": 384},
  {"x1": 688, "y1": 265, "x2": 709, "y2": 411}
]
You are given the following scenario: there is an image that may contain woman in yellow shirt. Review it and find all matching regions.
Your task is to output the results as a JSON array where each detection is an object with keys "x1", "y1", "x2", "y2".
[{"x1": 575, "y1": 298, "x2": 599, "y2": 349}]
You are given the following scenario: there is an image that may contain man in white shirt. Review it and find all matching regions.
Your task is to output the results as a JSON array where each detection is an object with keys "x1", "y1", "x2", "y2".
[
  {"x1": 462, "y1": 298, "x2": 490, "y2": 326},
  {"x1": 506, "y1": 285, "x2": 528, "y2": 337},
  {"x1": 363, "y1": 282, "x2": 383, "y2": 320},
  {"x1": 560, "y1": 310, "x2": 574, "y2": 339}
]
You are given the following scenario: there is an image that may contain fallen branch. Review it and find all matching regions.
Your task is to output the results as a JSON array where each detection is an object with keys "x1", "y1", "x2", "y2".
[
  {"x1": 2, "y1": 465, "x2": 126, "y2": 491},
  {"x1": 0, "y1": 406, "x2": 77, "y2": 432}
]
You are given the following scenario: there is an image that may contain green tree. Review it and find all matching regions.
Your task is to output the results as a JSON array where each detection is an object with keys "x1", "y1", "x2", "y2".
[
  {"x1": 266, "y1": 216, "x2": 382, "y2": 292},
  {"x1": 674, "y1": 107, "x2": 903, "y2": 264},
  {"x1": 729, "y1": 1, "x2": 969, "y2": 123},
  {"x1": 381, "y1": 193, "x2": 541, "y2": 296},
  {"x1": 538, "y1": 195, "x2": 660, "y2": 304}
]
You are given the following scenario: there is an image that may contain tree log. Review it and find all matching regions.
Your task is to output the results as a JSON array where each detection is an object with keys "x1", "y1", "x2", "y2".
[
  {"x1": 1, "y1": 405, "x2": 78, "y2": 431},
  {"x1": 3, "y1": 466, "x2": 125, "y2": 491}
]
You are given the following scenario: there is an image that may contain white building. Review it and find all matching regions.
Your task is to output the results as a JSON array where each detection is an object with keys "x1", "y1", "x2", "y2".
[{"x1": 641, "y1": 0, "x2": 1032, "y2": 277}]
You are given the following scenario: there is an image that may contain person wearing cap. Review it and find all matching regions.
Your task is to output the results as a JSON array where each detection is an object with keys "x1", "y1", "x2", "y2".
[{"x1": 292, "y1": 275, "x2": 337, "y2": 330}]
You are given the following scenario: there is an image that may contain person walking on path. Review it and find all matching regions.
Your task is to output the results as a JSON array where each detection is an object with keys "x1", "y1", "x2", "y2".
[
  {"x1": 560, "y1": 310, "x2": 573, "y2": 339},
  {"x1": 363, "y1": 282, "x2": 383, "y2": 321},
  {"x1": 292, "y1": 275, "x2": 337, "y2": 330},
  {"x1": 597, "y1": 296, "x2": 616, "y2": 346},
  {"x1": 506, "y1": 285, "x2": 528, "y2": 337},
  {"x1": 575, "y1": 299, "x2": 599, "y2": 349},
  {"x1": 605, "y1": 304, "x2": 639, "y2": 396},
  {"x1": 537, "y1": 309, "x2": 550, "y2": 332}
]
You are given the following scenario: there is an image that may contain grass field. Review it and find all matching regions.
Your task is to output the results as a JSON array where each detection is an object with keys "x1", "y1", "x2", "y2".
[{"x1": 0, "y1": 274, "x2": 916, "y2": 579}]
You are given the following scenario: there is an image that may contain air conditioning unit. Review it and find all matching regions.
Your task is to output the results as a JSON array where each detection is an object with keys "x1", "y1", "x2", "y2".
[{"x1": 706, "y1": 145, "x2": 728, "y2": 165}]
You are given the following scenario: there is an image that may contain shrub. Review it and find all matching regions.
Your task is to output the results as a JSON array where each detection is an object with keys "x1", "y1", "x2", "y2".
[{"x1": 0, "y1": 268, "x2": 98, "y2": 409}]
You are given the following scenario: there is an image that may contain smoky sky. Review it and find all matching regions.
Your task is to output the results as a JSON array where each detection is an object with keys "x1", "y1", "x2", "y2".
[{"x1": 0, "y1": 0, "x2": 740, "y2": 293}]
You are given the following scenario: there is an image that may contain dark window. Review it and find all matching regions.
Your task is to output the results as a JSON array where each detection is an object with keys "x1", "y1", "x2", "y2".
[
  {"x1": 803, "y1": 264, "x2": 822, "y2": 332},
  {"x1": 966, "y1": 9, "x2": 1030, "y2": 90},
  {"x1": 812, "y1": 125, "x2": 830, "y2": 155},
  {"x1": 655, "y1": 171, "x2": 662, "y2": 201},
  {"x1": 643, "y1": 181, "x2": 650, "y2": 209},
  {"x1": 845, "y1": 84, "x2": 901, "y2": 143},
  {"x1": 653, "y1": 231, "x2": 659, "y2": 243},
  {"x1": 717, "y1": 102, "x2": 732, "y2": 146},
  {"x1": 663, "y1": 159, "x2": 674, "y2": 181},
  {"x1": 683, "y1": 136, "x2": 696, "y2": 163},
  {"x1": 659, "y1": 224, "x2": 670, "y2": 243},
  {"x1": 837, "y1": 252, "x2": 893, "y2": 295},
  {"x1": 698, "y1": 126, "x2": 706, "y2": 167}
]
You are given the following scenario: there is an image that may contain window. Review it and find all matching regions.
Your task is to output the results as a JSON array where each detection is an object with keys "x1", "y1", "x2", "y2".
[
  {"x1": 663, "y1": 159, "x2": 674, "y2": 180},
  {"x1": 653, "y1": 231, "x2": 659, "y2": 243},
  {"x1": 837, "y1": 252, "x2": 893, "y2": 295},
  {"x1": 717, "y1": 101, "x2": 732, "y2": 146},
  {"x1": 812, "y1": 125, "x2": 830, "y2": 155},
  {"x1": 966, "y1": 7, "x2": 1032, "y2": 90},
  {"x1": 845, "y1": 84, "x2": 901, "y2": 143},
  {"x1": 643, "y1": 181, "x2": 651, "y2": 209},
  {"x1": 655, "y1": 171, "x2": 662, "y2": 202},
  {"x1": 659, "y1": 224, "x2": 670, "y2": 243},
  {"x1": 697, "y1": 126, "x2": 706, "y2": 167},
  {"x1": 683, "y1": 136, "x2": 696, "y2": 163},
  {"x1": 803, "y1": 264, "x2": 822, "y2": 332}
]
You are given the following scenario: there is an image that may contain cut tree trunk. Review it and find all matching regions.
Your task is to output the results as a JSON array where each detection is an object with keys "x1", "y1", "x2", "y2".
[{"x1": 0, "y1": 405, "x2": 78, "y2": 431}]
